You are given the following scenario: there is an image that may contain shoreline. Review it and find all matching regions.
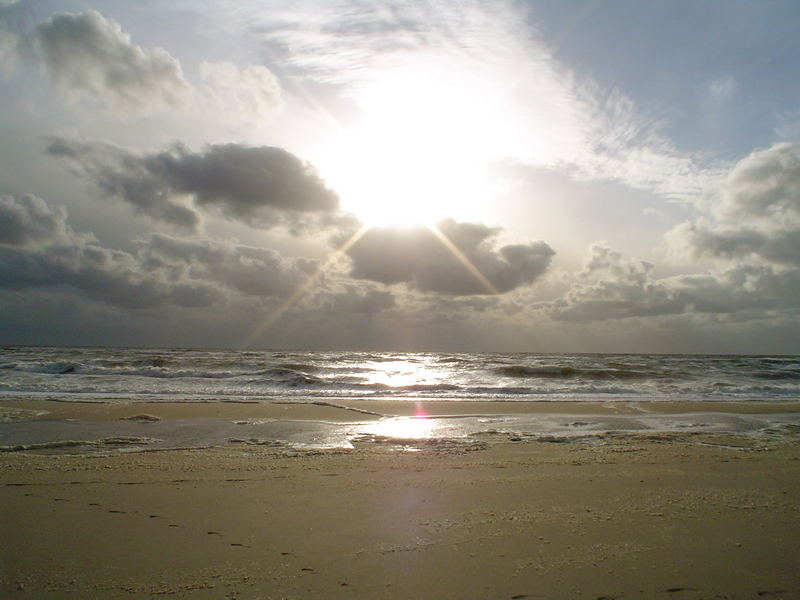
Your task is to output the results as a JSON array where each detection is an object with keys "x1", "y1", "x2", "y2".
[
  {"x1": 4, "y1": 396, "x2": 800, "y2": 419},
  {"x1": 3, "y1": 398, "x2": 800, "y2": 456}
]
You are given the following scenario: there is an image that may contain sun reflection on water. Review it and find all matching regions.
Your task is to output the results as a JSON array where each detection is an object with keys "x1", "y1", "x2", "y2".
[{"x1": 362, "y1": 416, "x2": 437, "y2": 439}]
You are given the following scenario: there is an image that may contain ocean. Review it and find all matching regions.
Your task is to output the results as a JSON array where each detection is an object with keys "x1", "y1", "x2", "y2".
[
  {"x1": 2, "y1": 346, "x2": 800, "y2": 403},
  {"x1": 2, "y1": 346, "x2": 800, "y2": 451}
]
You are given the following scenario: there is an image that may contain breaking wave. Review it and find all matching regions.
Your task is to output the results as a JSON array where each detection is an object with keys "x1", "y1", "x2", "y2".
[{"x1": 496, "y1": 364, "x2": 662, "y2": 380}]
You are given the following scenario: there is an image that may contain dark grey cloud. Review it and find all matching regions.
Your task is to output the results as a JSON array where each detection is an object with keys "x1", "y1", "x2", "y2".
[
  {"x1": 35, "y1": 9, "x2": 189, "y2": 112},
  {"x1": 0, "y1": 227, "x2": 220, "y2": 310},
  {"x1": 316, "y1": 285, "x2": 396, "y2": 315},
  {"x1": 0, "y1": 194, "x2": 319, "y2": 309},
  {"x1": 0, "y1": 194, "x2": 219, "y2": 308},
  {"x1": 47, "y1": 138, "x2": 199, "y2": 229},
  {"x1": 0, "y1": 194, "x2": 70, "y2": 246},
  {"x1": 343, "y1": 219, "x2": 554, "y2": 295},
  {"x1": 417, "y1": 295, "x2": 507, "y2": 326},
  {"x1": 669, "y1": 223, "x2": 800, "y2": 267},
  {"x1": 137, "y1": 233, "x2": 316, "y2": 299},
  {"x1": 47, "y1": 138, "x2": 340, "y2": 231},
  {"x1": 720, "y1": 143, "x2": 800, "y2": 226}
]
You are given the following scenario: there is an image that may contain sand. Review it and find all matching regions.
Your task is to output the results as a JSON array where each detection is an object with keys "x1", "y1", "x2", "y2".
[{"x1": 2, "y1": 399, "x2": 800, "y2": 599}]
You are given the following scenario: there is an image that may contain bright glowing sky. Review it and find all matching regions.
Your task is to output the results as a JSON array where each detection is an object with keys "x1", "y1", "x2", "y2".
[{"x1": 1, "y1": 0, "x2": 800, "y2": 353}]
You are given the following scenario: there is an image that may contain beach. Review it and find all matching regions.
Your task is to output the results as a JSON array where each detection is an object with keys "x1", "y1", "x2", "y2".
[
  {"x1": 4, "y1": 0, "x2": 800, "y2": 593},
  {"x1": 2, "y1": 398, "x2": 800, "y2": 599},
  {"x1": 4, "y1": 0, "x2": 800, "y2": 596}
]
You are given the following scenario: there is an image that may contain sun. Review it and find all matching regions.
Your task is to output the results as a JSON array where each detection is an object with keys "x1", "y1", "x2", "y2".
[{"x1": 314, "y1": 63, "x2": 502, "y2": 228}]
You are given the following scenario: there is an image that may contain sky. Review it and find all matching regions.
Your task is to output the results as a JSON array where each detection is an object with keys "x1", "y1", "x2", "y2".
[{"x1": 1, "y1": 0, "x2": 800, "y2": 353}]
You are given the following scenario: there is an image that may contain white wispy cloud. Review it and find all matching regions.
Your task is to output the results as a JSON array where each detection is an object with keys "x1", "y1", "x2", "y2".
[
  {"x1": 198, "y1": 60, "x2": 283, "y2": 125},
  {"x1": 238, "y1": 0, "x2": 725, "y2": 203}
]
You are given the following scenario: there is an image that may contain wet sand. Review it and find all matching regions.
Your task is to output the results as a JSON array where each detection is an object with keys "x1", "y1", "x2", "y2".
[{"x1": 2, "y1": 399, "x2": 800, "y2": 599}]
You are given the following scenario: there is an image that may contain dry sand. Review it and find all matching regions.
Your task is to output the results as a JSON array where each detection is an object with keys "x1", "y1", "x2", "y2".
[{"x1": 2, "y1": 399, "x2": 800, "y2": 599}]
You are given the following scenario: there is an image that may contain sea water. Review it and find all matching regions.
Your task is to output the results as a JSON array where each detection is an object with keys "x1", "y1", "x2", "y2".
[
  {"x1": 2, "y1": 346, "x2": 799, "y2": 403},
  {"x1": 1, "y1": 346, "x2": 799, "y2": 451}
]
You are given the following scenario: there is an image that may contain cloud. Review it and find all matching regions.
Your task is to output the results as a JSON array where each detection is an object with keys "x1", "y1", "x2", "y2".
[
  {"x1": 34, "y1": 10, "x2": 189, "y2": 113},
  {"x1": 315, "y1": 285, "x2": 396, "y2": 315},
  {"x1": 137, "y1": 233, "x2": 316, "y2": 299},
  {"x1": 668, "y1": 143, "x2": 800, "y2": 266},
  {"x1": 0, "y1": 194, "x2": 319, "y2": 309},
  {"x1": 47, "y1": 138, "x2": 340, "y2": 231},
  {"x1": 709, "y1": 75, "x2": 736, "y2": 99},
  {"x1": 0, "y1": 194, "x2": 71, "y2": 246},
  {"x1": 0, "y1": 2, "x2": 21, "y2": 77},
  {"x1": 552, "y1": 144, "x2": 800, "y2": 322},
  {"x1": 47, "y1": 138, "x2": 199, "y2": 230},
  {"x1": 547, "y1": 243, "x2": 800, "y2": 322},
  {"x1": 547, "y1": 244, "x2": 683, "y2": 321},
  {"x1": 343, "y1": 219, "x2": 554, "y2": 295},
  {"x1": 199, "y1": 60, "x2": 283, "y2": 125},
  {"x1": 0, "y1": 194, "x2": 212, "y2": 308},
  {"x1": 32, "y1": 10, "x2": 284, "y2": 122},
  {"x1": 668, "y1": 223, "x2": 800, "y2": 267},
  {"x1": 419, "y1": 295, "x2": 508, "y2": 325},
  {"x1": 247, "y1": 1, "x2": 724, "y2": 203},
  {"x1": 719, "y1": 142, "x2": 800, "y2": 226}
]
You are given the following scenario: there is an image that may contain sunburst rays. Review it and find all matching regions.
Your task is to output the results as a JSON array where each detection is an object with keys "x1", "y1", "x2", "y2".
[
  {"x1": 243, "y1": 219, "x2": 499, "y2": 346},
  {"x1": 239, "y1": 223, "x2": 370, "y2": 348},
  {"x1": 427, "y1": 223, "x2": 500, "y2": 295}
]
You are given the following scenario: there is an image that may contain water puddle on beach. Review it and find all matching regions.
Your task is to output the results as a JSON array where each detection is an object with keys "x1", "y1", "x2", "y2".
[{"x1": 3, "y1": 410, "x2": 800, "y2": 454}]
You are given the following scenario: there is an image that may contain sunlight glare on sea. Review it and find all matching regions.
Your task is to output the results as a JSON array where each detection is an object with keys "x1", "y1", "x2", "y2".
[{"x1": 362, "y1": 357, "x2": 437, "y2": 388}]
